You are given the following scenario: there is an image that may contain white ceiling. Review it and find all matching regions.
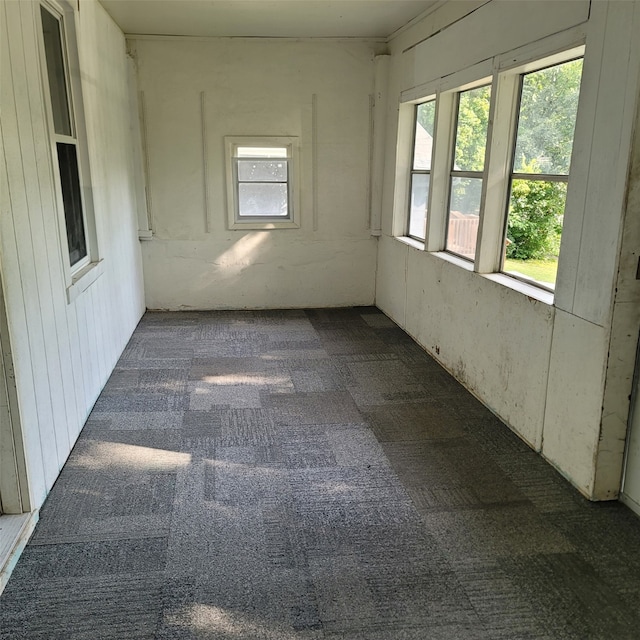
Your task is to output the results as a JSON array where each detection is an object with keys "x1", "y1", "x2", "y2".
[{"x1": 99, "y1": 0, "x2": 440, "y2": 39}]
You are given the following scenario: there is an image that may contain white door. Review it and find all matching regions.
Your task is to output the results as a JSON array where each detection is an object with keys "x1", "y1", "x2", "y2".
[{"x1": 622, "y1": 341, "x2": 640, "y2": 515}]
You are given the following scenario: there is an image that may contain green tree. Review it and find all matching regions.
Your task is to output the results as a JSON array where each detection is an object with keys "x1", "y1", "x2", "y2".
[
  {"x1": 513, "y1": 58, "x2": 583, "y2": 174},
  {"x1": 506, "y1": 172, "x2": 566, "y2": 260},
  {"x1": 454, "y1": 85, "x2": 491, "y2": 172}
]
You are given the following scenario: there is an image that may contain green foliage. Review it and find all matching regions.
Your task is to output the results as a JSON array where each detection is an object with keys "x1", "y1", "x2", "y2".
[
  {"x1": 506, "y1": 174, "x2": 566, "y2": 260},
  {"x1": 505, "y1": 58, "x2": 582, "y2": 262},
  {"x1": 514, "y1": 59, "x2": 583, "y2": 174},
  {"x1": 454, "y1": 85, "x2": 491, "y2": 172}
]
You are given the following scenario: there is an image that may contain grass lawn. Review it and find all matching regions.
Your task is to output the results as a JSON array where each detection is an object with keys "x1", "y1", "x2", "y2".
[{"x1": 503, "y1": 258, "x2": 558, "y2": 286}]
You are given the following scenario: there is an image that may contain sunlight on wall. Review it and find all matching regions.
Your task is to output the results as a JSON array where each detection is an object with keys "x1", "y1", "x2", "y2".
[{"x1": 214, "y1": 232, "x2": 271, "y2": 270}]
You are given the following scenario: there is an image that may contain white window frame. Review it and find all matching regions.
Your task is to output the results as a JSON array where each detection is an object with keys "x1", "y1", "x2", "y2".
[
  {"x1": 37, "y1": 0, "x2": 101, "y2": 301},
  {"x1": 224, "y1": 136, "x2": 300, "y2": 230},
  {"x1": 489, "y1": 47, "x2": 585, "y2": 292},
  {"x1": 444, "y1": 81, "x2": 493, "y2": 262},
  {"x1": 393, "y1": 29, "x2": 586, "y2": 301},
  {"x1": 406, "y1": 99, "x2": 436, "y2": 241}
]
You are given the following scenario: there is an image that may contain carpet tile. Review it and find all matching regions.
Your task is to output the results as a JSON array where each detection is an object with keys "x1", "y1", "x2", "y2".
[{"x1": 2, "y1": 307, "x2": 640, "y2": 639}]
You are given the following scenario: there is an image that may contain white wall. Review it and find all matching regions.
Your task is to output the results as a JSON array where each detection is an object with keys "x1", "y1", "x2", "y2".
[
  {"x1": 0, "y1": 0, "x2": 145, "y2": 510},
  {"x1": 130, "y1": 37, "x2": 379, "y2": 310},
  {"x1": 377, "y1": 0, "x2": 640, "y2": 499}
]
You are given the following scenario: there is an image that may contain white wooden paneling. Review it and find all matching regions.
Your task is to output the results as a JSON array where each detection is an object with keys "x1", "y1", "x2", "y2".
[
  {"x1": 134, "y1": 36, "x2": 378, "y2": 310},
  {"x1": 377, "y1": 0, "x2": 640, "y2": 498},
  {"x1": 2, "y1": 1, "x2": 60, "y2": 494},
  {"x1": 0, "y1": 0, "x2": 145, "y2": 510},
  {"x1": 409, "y1": 0, "x2": 589, "y2": 90}
]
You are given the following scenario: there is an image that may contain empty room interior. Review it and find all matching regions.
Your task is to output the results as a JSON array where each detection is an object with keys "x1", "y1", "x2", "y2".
[{"x1": 1, "y1": 0, "x2": 640, "y2": 637}]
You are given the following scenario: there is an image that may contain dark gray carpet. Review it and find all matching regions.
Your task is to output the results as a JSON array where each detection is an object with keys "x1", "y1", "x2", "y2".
[{"x1": 1, "y1": 307, "x2": 640, "y2": 639}]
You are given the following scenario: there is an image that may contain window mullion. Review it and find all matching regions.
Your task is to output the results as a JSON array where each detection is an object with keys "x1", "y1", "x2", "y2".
[
  {"x1": 475, "y1": 73, "x2": 520, "y2": 274},
  {"x1": 511, "y1": 173, "x2": 568, "y2": 182},
  {"x1": 425, "y1": 92, "x2": 455, "y2": 252}
]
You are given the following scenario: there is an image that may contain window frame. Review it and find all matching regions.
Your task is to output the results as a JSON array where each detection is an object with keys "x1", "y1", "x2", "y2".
[
  {"x1": 224, "y1": 136, "x2": 300, "y2": 230},
  {"x1": 37, "y1": 0, "x2": 101, "y2": 298},
  {"x1": 444, "y1": 82, "x2": 493, "y2": 262},
  {"x1": 406, "y1": 99, "x2": 436, "y2": 241},
  {"x1": 497, "y1": 52, "x2": 584, "y2": 292},
  {"x1": 392, "y1": 34, "x2": 586, "y2": 301}
]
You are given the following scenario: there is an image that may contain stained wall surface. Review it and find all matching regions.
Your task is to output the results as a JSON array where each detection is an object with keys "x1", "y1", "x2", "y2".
[
  {"x1": 376, "y1": 0, "x2": 640, "y2": 499},
  {"x1": 0, "y1": 0, "x2": 145, "y2": 510},
  {"x1": 130, "y1": 37, "x2": 379, "y2": 310}
]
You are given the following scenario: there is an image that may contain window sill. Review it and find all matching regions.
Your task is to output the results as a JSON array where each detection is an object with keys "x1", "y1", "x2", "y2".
[
  {"x1": 431, "y1": 252, "x2": 554, "y2": 304},
  {"x1": 482, "y1": 272, "x2": 554, "y2": 305},
  {"x1": 66, "y1": 260, "x2": 104, "y2": 304},
  {"x1": 396, "y1": 236, "x2": 425, "y2": 251},
  {"x1": 432, "y1": 251, "x2": 474, "y2": 272}
]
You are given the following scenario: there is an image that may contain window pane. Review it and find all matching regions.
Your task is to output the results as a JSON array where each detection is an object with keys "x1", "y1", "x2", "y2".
[
  {"x1": 503, "y1": 179, "x2": 566, "y2": 288},
  {"x1": 447, "y1": 177, "x2": 482, "y2": 259},
  {"x1": 40, "y1": 7, "x2": 72, "y2": 137},
  {"x1": 453, "y1": 85, "x2": 491, "y2": 172},
  {"x1": 56, "y1": 142, "x2": 87, "y2": 266},
  {"x1": 238, "y1": 183, "x2": 288, "y2": 217},
  {"x1": 513, "y1": 59, "x2": 583, "y2": 175},
  {"x1": 236, "y1": 146, "x2": 287, "y2": 158},
  {"x1": 413, "y1": 101, "x2": 435, "y2": 170},
  {"x1": 408, "y1": 174, "x2": 429, "y2": 239},
  {"x1": 237, "y1": 159, "x2": 287, "y2": 182}
]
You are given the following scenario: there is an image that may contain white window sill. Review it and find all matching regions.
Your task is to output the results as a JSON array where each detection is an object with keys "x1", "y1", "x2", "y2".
[
  {"x1": 66, "y1": 260, "x2": 104, "y2": 304},
  {"x1": 138, "y1": 229, "x2": 153, "y2": 241},
  {"x1": 396, "y1": 236, "x2": 425, "y2": 251},
  {"x1": 432, "y1": 251, "x2": 474, "y2": 272},
  {"x1": 482, "y1": 272, "x2": 554, "y2": 305}
]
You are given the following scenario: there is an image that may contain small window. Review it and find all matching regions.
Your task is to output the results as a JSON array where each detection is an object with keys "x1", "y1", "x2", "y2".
[
  {"x1": 502, "y1": 58, "x2": 583, "y2": 290},
  {"x1": 407, "y1": 100, "x2": 435, "y2": 240},
  {"x1": 446, "y1": 85, "x2": 491, "y2": 261},
  {"x1": 39, "y1": 3, "x2": 90, "y2": 270},
  {"x1": 225, "y1": 137, "x2": 300, "y2": 229}
]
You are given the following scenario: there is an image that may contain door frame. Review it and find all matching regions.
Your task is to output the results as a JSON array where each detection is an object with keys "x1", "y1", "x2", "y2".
[
  {"x1": 0, "y1": 272, "x2": 29, "y2": 515},
  {"x1": 621, "y1": 330, "x2": 640, "y2": 516}
]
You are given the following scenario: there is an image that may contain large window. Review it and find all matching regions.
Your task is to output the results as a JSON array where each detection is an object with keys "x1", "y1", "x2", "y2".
[
  {"x1": 502, "y1": 58, "x2": 583, "y2": 289},
  {"x1": 446, "y1": 85, "x2": 491, "y2": 260},
  {"x1": 397, "y1": 43, "x2": 584, "y2": 296},
  {"x1": 39, "y1": 3, "x2": 90, "y2": 270},
  {"x1": 408, "y1": 101, "x2": 435, "y2": 240},
  {"x1": 225, "y1": 137, "x2": 300, "y2": 230}
]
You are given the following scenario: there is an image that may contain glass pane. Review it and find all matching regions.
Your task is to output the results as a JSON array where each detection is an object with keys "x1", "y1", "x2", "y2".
[
  {"x1": 503, "y1": 179, "x2": 567, "y2": 288},
  {"x1": 408, "y1": 173, "x2": 429, "y2": 239},
  {"x1": 453, "y1": 85, "x2": 491, "y2": 172},
  {"x1": 40, "y1": 7, "x2": 72, "y2": 136},
  {"x1": 513, "y1": 58, "x2": 583, "y2": 175},
  {"x1": 237, "y1": 159, "x2": 287, "y2": 182},
  {"x1": 237, "y1": 146, "x2": 287, "y2": 158},
  {"x1": 447, "y1": 177, "x2": 482, "y2": 259},
  {"x1": 413, "y1": 101, "x2": 435, "y2": 170},
  {"x1": 238, "y1": 183, "x2": 288, "y2": 217},
  {"x1": 56, "y1": 142, "x2": 87, "y2": 266}
]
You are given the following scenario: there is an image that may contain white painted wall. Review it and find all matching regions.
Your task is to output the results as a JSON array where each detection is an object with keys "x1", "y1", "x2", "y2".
[
  {"x1": 129, "y1": 37, "x2": 379, "y2": 310},
  {"x1": 377, "y1": 0, "x2": 640, "y2": 499},
  {"x1": 0, "y1": 0, "x2": 145, "y2": 510}
]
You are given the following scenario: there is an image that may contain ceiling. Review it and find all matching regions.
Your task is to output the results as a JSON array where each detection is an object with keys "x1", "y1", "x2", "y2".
[{"x1": 99, "y1": 0, "x2": 440, "y2": 39}]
